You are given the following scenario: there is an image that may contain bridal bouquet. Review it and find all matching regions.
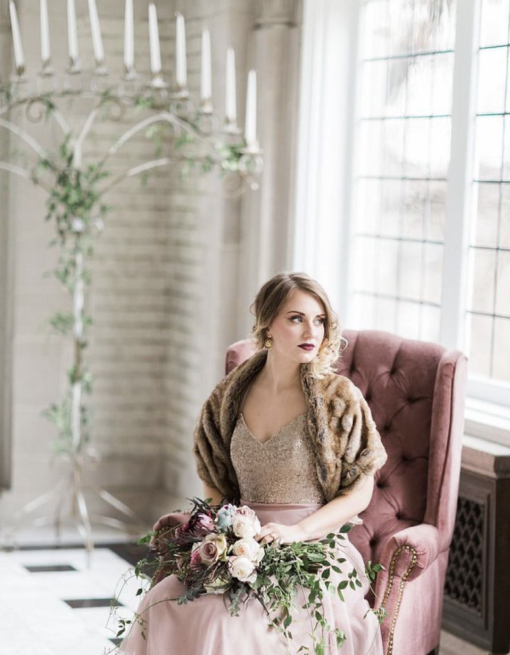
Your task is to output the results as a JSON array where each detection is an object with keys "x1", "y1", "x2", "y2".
[{"x1": 120, "y1": 498, "x2": 385, "y2": 654}]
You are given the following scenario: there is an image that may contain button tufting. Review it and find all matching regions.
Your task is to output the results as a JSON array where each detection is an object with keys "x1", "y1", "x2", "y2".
[
  {"x1": 376, "y1": 480, "x2": 385, "y2": 489},
  {"x1": 384, "y1": 423, "x2": 391, "y2": 431},
  {"x1": 369, "y1": 538, "x2": 377, "y2": 548}
]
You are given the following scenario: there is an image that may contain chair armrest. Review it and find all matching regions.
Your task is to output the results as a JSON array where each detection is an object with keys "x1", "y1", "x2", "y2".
[{"x1": 378, "y1": 523, "x2": 441, "y2": 584}]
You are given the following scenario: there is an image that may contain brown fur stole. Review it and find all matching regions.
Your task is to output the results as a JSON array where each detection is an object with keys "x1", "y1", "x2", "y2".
[{"x1": 193, "y1": 349, "x2": 387, "y2": 504}]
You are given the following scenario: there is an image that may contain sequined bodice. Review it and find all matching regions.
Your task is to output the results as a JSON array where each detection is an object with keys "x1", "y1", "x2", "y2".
[{"x1": 230, "y1": 412, "x2": 326, "y2": 504}]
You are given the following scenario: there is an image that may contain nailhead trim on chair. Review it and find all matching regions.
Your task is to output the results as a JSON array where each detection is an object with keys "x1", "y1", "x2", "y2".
[{"x1": 381, "y1": 544, "x2": 419, "y2": 655}]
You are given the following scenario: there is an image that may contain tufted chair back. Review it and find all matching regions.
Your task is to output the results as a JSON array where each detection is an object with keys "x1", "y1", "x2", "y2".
[{"x1": 226, "y1": 329, "x2": 468, "y2": 655}]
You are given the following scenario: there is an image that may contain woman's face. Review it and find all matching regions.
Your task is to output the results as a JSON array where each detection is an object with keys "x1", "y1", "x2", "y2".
[{"x1": 266, "y1": 289, "x2": 326, "y2": 364}]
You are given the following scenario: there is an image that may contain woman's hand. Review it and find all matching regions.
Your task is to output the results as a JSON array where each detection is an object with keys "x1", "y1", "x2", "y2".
[{"x1": 256, "y1": 522, "x2": 308, "y2": 545}]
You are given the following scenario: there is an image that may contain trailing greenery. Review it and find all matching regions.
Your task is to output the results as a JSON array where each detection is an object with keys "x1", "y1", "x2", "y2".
[
  {"x1": 114, "y1": 498, "x2": 387, "y2": 655},
  {"x1": 1, "y1": 85, "x2": 253, "y2": 456}
]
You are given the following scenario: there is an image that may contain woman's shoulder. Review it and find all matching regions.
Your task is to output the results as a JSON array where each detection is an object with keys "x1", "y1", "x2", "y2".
[
  {"x1": 204, "y1": 349, "x2": 266, "y2": 407},
  {"x1": 315, "y1": 371, "x2": 365, "y2": 405}
]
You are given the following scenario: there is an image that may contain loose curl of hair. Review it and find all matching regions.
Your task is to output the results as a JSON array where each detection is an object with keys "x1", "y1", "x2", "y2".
[{"x1": 249, "y1": 272, "x2": 348, "y2": 379}]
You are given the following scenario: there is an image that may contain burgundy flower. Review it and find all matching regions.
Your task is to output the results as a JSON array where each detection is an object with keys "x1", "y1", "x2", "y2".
[{"x1": 192, "y1": 513, "x2": 215, "y2": 537}]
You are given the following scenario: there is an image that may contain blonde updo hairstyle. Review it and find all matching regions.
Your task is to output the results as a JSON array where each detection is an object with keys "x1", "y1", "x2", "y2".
[{"x1": 249, "y1": 272, "x2": 346, "y2": 379}]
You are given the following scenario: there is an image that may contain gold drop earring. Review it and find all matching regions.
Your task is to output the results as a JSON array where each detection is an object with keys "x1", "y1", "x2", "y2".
[{"x1": 264, "y1": 337, "x2": 273, "y2": 350}]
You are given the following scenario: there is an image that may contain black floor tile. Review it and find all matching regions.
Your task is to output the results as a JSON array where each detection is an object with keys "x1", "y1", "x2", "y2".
[
  {"x1": 24, "y1": 564, "x2": 77, "y2": 572},
  {"x1": 64, "y1": 598, "x2": 123, "y2": 609}
]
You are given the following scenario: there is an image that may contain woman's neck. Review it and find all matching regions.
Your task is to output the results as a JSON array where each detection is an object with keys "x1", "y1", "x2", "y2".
[{"x1": 259, "y1": 350, "x2": 302, "y2": 395}]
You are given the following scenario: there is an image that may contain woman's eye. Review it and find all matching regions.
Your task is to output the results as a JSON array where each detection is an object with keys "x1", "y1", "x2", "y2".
[{"x1": 290, "y1": 316, "x2": 325, "y2": 325}]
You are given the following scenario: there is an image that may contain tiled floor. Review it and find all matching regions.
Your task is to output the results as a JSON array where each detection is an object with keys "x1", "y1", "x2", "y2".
[
  {"x1": 0, "y1": 543, "x2": 149, "y2": 655},
  {"x1": 0, "y1": 541, "x2": 498, "y2": 655}
]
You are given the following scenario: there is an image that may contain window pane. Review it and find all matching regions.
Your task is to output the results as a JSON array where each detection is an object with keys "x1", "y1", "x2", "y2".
[
  {"x1": 467, "y1": 313, "x2": 493, "y2": 377},
  {"x1": 412, "y1": 0, "x2": 456, "y2": 52},
  {"x1": 475, "y1": 116, "x2": 504, "y2": 181},
  {"x1": 503, "y1": 115, "x2": 510, "y2": 179},
  {"x1": 421, "y1": 304, "x2": 441, "y2": 342},
  {"x1": 429, "y1": 117, "x2": 452, "y2": 178},
  {"x1": 469, "y1": 248, "x2": 496, "y2": 314},
  {"x1": 383, "y1": 120, "x2": 406, "y2": 176},
  {"x1": 493, "y1": 317, "x2": 510, "y2": 381},
  {"x1": 352, "y1": 236, "x2": 377, "y2": 292},
  {"x1": 466, "y1": 13, "x2": 510, "y2": 388},
  {"x1": 480, "y1": 0, "x2": 510, "y2": 48},
  {"x1": 501, "y1": 184, "x2": 510, "y2": 248},
  {"x1": 400, "y1": 241, "x2": 423, "y2": 300},
  {"x1": 477, "y1": 47, "x2": 507, "y2": 114},
  {"x1": 404, "y1": 118, "x2": 431, "y2": 177},
  {"x1": 402, "y1": 179, "x2": 427, "y2": 239},
  {"x1": 352, "y1": 0, "x2": 455, "y2": 340},
  {"x1": 474, "y1": 183, "x2": 500, "y2": 247},
  {"x1": 428, "y1": 181, "x2": 447, "y2": 240},
  {"x1": 397, "y1": 300, "x2": 421, "y2": 338},
  {"x1": 495, "y1": 251, "x2": 510, "y2": 316},
  {"x1": 375, "y1": 296, "x2": 397, "y2": 332},
  {"x1": 363, "y1": 0, "x2": 391, "y2": 59},
  {"x1": 432, "y1": 52, "x2": 455, "y2": 115},
  {"x1": 376, "y1": 239, "x2": 399, "y2": 295},
  {"x1": 381, "y1": 180, "x2": 402, "y2": 237},
  {"x1": 423, "y1": 242, "x2": 444, "y2": 304},
  {"x1": 351, "y1": 293, "x2": 376, "y2": 328}
]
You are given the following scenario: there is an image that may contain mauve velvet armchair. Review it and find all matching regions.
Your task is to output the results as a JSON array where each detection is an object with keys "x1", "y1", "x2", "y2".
[{"x1": 225, "y1": 329, "x2": 468, "y2": 655}]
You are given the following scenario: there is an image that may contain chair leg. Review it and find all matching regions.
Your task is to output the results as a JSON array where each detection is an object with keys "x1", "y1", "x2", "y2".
[{"x1": 427, "y1": 648, "x2": 439, "y2": 655}]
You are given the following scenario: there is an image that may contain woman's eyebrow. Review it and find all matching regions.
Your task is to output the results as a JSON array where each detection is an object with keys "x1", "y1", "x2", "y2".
[{"x1": 286, "y1": 310, "x2": 326, "y2": 317}]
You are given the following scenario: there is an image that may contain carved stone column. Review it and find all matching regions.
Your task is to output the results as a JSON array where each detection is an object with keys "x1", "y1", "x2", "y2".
[{"x1": 238, "y1": 0, "x2": 302, "y2": 337}]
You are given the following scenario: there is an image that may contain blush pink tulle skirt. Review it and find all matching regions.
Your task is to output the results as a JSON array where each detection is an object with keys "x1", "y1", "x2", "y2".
[{"x1": 119, "y1": 502, "x2": 383, "y2": 655}]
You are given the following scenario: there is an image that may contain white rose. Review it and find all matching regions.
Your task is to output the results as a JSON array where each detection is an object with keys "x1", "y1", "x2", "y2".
[
  {"x1": 229, "y1": 556, "x2": 257, "y2": 583},
  {"x1": 232, "y1": 537, "x2": 263, "y2": 563},
  {"x1": 232, "y1": 514, "x2": 261, "y2": 539}
]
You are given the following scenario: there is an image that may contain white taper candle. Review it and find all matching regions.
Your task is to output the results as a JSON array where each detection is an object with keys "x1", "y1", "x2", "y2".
[
  {"x1": 87, "y1": 0, "x2": 105, "y2": 63},
  {"x1": 67, "y1": 0, "x2": 79, "y2": 64},
  {"x1": 9, "y1": 1, "x2": 25, "y2": 72},
  {"x1": 175, "y1": 12, "x2": 187, "y2": 88},
  {"x1": 200, "y1": 29, "x2": 211, "y2": 101},
  {"x1": 40, "y1": 0, "x2": 51, "y2": 65},
  {"x1": 124, "y1": 0, "x2": 134, "y2": 71},
  {"x1": 245, "y1": 70, "x2": 257, "y2": 148},
  {"x1": 148, "y1": 3, "x2": 162, "y2": 74},
  {"x1": 225, "y1": 48, "x2": 236, "y2": 123}
]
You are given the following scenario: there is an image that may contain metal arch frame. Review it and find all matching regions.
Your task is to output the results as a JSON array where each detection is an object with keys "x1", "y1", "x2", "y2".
[{"x1": 0, "y1": 75, "x2": 263, "y2": 559}]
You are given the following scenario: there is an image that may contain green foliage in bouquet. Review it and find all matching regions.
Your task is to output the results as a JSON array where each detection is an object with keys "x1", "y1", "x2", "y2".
[{"x1": 115, "y1": 498, "x2": 386, "y2": 655}]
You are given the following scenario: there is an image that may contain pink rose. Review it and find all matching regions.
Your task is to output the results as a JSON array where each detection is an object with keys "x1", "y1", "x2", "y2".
[{"x1": 198, "y1": 534, "x2": 228, "y2": 564}]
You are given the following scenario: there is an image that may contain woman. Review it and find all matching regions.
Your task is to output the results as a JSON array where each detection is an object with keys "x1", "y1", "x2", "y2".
[{"x1": 120, "y1": 272, "x2": 387, "y2": 655}]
